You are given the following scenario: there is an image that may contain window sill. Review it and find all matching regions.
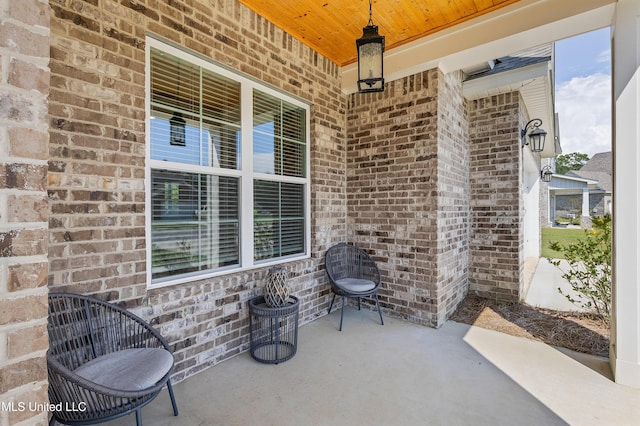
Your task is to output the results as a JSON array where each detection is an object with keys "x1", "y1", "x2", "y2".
[{"x1": 147, "y1": 253, "x2": 312, "y2": 290}]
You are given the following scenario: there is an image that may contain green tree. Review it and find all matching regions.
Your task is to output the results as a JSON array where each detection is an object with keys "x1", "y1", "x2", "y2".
[
  {"x1": 547, "y1": 215, "x2": 611, "y2": 322},
  {"x1": 555, "y1": 152, "x2": 590, "y2": 174}
]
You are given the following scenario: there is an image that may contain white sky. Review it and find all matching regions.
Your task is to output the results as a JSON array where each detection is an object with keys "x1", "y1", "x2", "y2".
[{"x1": 554, "y1": 28, "x2": 612, "y2": 158}]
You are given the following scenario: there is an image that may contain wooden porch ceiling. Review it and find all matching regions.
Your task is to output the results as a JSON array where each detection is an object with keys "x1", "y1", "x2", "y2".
[{"x1": 237, "y1": 0, "x2": 522, "y2": 66}]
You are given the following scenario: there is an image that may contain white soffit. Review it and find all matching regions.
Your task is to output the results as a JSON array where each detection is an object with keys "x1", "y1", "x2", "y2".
[
  {"x1": 463, "y1": 61, "x2": 557, "y2": 159},
  {"x1": 462, "y1": 62, "x2": 548, "y2": 100}
]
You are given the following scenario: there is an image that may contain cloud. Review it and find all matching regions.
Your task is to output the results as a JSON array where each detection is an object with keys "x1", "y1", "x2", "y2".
[
  {"x1": 595, "y1": 48, "x2": 611, "y2": 65},
  {"x1": 555, "y1": 73, "x2": 611, "y2": 157}
]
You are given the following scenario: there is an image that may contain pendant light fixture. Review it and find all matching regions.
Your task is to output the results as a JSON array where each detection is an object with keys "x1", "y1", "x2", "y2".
[
  {"x1": 540, "y1": 165, "x2": 554, "y2": 183},
  {"x1": 356, "y1": 0, "x2": 385, "y2": 93},
  {"x1": 169, "y1": 112, "x2": 186, "y2": 146},
  {"x1": 521, "y1": 118, "x2": 547, "y2": 153},
  {"x1": 170, "y1": 59, "x2": 186, "y2": 146}
]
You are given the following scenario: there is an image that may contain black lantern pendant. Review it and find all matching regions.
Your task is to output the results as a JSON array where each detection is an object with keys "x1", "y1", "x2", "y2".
[
  {"x1": 170, "y1": 59, "x2": 186, "y2": 146},
  {"x1": 540, "y1": 165, "x2": 554, "y2": 183},
  {"x1": 169, "y1": 111, "x2": 186, "y2": 146},
  {"x1": 528, "y1": 125, "x2": 547, "y2": 153},
  {"x1": 357, "y1": 0, "x2": 385, "y2": 93},
  {"x1": 520, "y1": 118, "x2": 547, "y2": 153}
]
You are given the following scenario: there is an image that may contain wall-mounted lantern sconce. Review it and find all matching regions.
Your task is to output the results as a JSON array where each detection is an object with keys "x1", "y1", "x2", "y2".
[
  {"x1": 356, "y1": 0, "x2": 385, "y2": 93},
  {"x1": 170, "y1": 111, "x2": 186, "y2": 146},
  {"x1": 521, "y1": 118, "x2": 547, "y2": 152},
  {"x1": 540, "y1": 165, "x2": 553, "y2": 183}
]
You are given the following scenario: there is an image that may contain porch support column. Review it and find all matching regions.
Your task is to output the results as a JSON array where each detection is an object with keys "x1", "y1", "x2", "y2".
[
  {"x1": 581, "y1": 187, "x2": 590, "y2": 217},
  {"x1": 611, "y1": 0, "x2": 640, "y2": 389}
]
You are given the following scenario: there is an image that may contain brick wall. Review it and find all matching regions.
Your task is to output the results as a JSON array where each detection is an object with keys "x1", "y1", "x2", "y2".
[
  {"x1": 47, "y1": 0, "x2": 346, "y2": 381},
  {"x1": 468, "y1": 92, "x2": 523, "y2": 301},
  {"x1": 44, "y1": 0, "x2": 527, "y2": 386},
  {"x1": 434, "y1": 71, "x2": 470, "y2": 325},
  {"x1": 346, "y1": 69, "x2": 469, "y2": 328},
  {"x1": 540, "y1": 181, "x2": 551, "y2": 228},
  {"x1": 0, "y1": 0, "x2": 50, "y2": 424}
]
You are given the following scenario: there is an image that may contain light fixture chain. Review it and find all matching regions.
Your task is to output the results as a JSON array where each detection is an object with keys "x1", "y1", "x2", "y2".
[{"x1": 368, "y1": 0, "x2": 374, "y2": 26}]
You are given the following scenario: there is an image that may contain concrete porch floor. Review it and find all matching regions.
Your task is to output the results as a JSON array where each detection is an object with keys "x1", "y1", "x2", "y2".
[{"x1": 104, "y1": 308, "x2": 640, "y2": 426}]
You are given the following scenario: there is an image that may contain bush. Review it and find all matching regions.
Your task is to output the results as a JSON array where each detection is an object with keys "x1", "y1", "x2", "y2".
[
  {"x1": 547, "y1": 215, "x2": 611, "y2": 322},
  {"x1": 555, "y1": 216, "x2": 581, "y2": 226}
]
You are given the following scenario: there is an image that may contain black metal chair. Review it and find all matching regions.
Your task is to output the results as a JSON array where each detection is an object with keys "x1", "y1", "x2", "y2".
[
  {"x1": 47, "y1": 292, "x2": 179, "y2": 426},
  {"x1": 325, "y1": 243, "x2": 384, "y2": 331}
]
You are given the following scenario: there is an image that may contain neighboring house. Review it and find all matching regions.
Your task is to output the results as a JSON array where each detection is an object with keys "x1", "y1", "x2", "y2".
[
  {"x1": 567, "y1": 151, "x2": 613, "y2": 217},
  {"x1": 543, "y1": 152, "x2": 612, "y2": 227}
]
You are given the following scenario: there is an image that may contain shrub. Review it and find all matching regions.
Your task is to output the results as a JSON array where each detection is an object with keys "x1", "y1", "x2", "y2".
[{"x1": 547, "y1": 215, "x2": 611, "y2": 322}]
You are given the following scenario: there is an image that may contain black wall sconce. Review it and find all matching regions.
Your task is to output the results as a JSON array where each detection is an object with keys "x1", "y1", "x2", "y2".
[
  {"x1": 356, "y1": 0, "x2": 385, "y2": 93},
  {"x1": 540, "y1": 165, "x2": 553, "y2": 183},
  {"x1": 170, "y1": 111, "x2": 186, "y2": 146},
  {"x1": 521, "y1": 118, "x2": 547, "y2": 152}
]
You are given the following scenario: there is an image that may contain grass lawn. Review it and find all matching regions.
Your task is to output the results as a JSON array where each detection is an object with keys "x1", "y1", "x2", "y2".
[{"x1": 541, "y1": 227, "x2": 588, "y2": 259}]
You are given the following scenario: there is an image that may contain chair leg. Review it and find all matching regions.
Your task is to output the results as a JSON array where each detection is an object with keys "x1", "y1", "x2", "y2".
[
  {"x1": 357, "y1": 297, "x2": 361, "y2": 310},
  {"x1": 339, "y1": 296, "x2": 345, "y2": 331},
  {"x1": 328, "y1": 293, "x2": 336, "y2": 315},
  {"x1": 167, "y1": 380, "x2": 179, "y2": 416},
  {"x1": 375, "y1": 293, "x2": 384, "y2": 326}
]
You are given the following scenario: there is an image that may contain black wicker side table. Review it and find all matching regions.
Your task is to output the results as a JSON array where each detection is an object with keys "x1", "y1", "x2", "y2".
[{"x1": 249, "y1": 295, "x2": 299, "y2": 364}]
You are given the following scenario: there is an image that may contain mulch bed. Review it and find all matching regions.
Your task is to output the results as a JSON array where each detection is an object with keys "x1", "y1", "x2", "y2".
[{"x1": 449, "y1": 295, "x2": 610, "y2": 358}]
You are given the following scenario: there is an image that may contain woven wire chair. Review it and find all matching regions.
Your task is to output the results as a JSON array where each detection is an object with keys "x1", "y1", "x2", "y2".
[
  {"x1": 325, "y1": 243, "x2": 384, "y2": 331},
  {"x1": 47, "y1": 292, "x2": 178, "y2": 426}
]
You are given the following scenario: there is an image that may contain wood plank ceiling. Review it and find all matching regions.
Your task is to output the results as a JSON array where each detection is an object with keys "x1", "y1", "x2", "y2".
[{"x1": 237, "y1": 0, "x2": 522, "y2": 66}]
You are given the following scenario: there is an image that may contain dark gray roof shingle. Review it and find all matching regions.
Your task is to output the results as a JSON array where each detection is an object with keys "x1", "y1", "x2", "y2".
[
  {"x1": 580, "y1": 152, "x2": 612, "y2": 174},
  {"x1": 464, "y1": 44, "x2": 552, "y2": 81}
]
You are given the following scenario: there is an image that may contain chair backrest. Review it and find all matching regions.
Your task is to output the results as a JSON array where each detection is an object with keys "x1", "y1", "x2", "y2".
[
  {"x1": 325, "y1": 243, "x2": 380, "y2": 285},
  {"x1": 48, "y1": 293, "x2": 161, "y2": 370}
]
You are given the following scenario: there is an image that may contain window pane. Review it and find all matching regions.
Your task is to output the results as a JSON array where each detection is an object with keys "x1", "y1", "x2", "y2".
[
  {"x1": 253, "y1": 128, "x2": 275, "y2": 174},
  {"x1": 149, "y1": 41, "x2": 309, "y2": 283},
  {"x1": 281, "y1": 102, "x2": 306, "y2": 143},
  {"x1": 202, "y1": 118, "x2": 240, "y2": 169},
  {"x1": 149, "y1": 111, "x2": 208, "y2": 165},
  {"x1": 282, "y1": 139, "x2": 305, "y2": 177},
  {"x1": 151, "y1": 170, "x2": 239, "y2": 281},
  {"x1": 202, "y1": 67, "x2": 241, "y2": 125},
  {"x1": 253, "y1": 90, "x2": 306, "y2": 177},
  {"x1": 150, "y1": 47, "x2": 240, "y2": 169},
  {"x1": 254, "y1": 180, "x2": 305, "y2": 261},
  {"x1": 150, "y1": 49, "x2": 200, "y2": 116}
]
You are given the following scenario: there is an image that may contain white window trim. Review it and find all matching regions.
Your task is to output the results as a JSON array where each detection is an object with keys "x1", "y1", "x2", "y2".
[{"x1": 145, "y1": 37, "x2": 311, "y2": 289}]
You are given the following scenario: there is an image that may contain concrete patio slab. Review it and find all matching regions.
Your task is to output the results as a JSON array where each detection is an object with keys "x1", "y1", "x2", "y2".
[{"x1": 103, "y1": 309, "x2": 640, "y2": 426}]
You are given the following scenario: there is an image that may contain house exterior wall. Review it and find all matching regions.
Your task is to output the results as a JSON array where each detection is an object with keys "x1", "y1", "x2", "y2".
[
  {"x1": 0, "y1": 0, "x2": 51, "y2": 424},
  {"x1": 555, "y1": 194, "x2": 584, "y2": 218},
  {"x1": 468, "y1": 93, "x2": 523, "y2": 301},
  {"x1": 41, "y1": 0, "x2": 519, "y2": 387},
  {"x1": 47, "y1": 0, "x2": 346, "y2": 382},
  {"x1": 346, "y1": 71, "x2": 440, "y2": 327},
  {"x1": 435, "y1": 71, "x2": 470, "y2": 324},
  {"x1": 540, "y1": 180, "x2": 551, "y2": 227},
  {"x1": 346, "y1": 69, "x2": 469, "y2": 328},
  {"x1": 556, "y1": 192, "x2": 609, "y2": 218}
]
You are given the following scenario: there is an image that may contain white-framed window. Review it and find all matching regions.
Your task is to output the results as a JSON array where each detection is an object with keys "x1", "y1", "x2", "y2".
[{"x1": 145, "y1": 38, "x2": 310, "y2": 287}]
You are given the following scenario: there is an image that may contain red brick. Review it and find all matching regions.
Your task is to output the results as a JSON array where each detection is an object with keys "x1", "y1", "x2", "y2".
[
  {"x1": 8, "y1": 261, "x2": 48, "y2": 291},
  {"x1": 7, "y1": 323, "x2": 48, "y2": 358},
  {"x1": 8, "y1": 58, "x2": 49, "y2": 94},
  {"x1": 0, "y1": 357, "x2": 47, "y2": 394},
  {"x1": 0, "y1": 294, "x2": 48, "y2": 326}
]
